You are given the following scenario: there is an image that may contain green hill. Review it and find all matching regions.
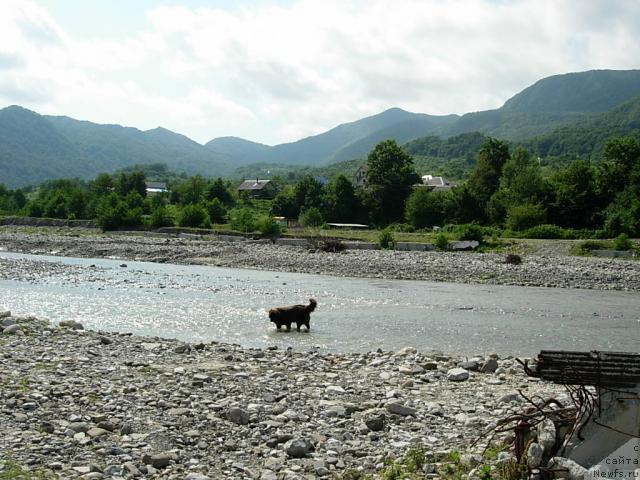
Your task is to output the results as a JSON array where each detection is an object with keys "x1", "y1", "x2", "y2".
[
  {"x1": 0, "y1": 107, "x2": 231, "y2": 188},
  {"x1": 3, "y1": 69, "x2": 640, "y2": 188}
]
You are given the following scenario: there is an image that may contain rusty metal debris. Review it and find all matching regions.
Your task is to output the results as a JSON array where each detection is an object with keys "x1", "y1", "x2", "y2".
[
  {"x1": 479, "y1": 350, "x2": 640, "y2": 478},
  {"x1": 523, "y1": 350, "x2": 640, "y2": 388}
]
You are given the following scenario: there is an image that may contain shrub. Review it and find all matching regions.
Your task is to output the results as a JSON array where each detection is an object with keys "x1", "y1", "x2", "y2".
[
  {"x1": 457, "y1": 223, "x2": 484, "y2": 243},
  {"x1": 572, "y1": 240, "x2": 608, "y2": 256},
  {"x1": 505, "y1": 204, "x2": 546, "y2": 231},
  {"x1": 299, "y1": 207, "x2": 323, "y2": 227},
  {"x1": 378, "y1": 228, "x2": 396, "y2": 250},
  {"x1": 388, "y1": 222, "x2": 415, "y2": 233},
  {"x1": 256, "y1": 215, "x2": 281, "y2": 238},
  {"x1": 206, "y1": 198, "x2": 227, "y2": 224},
  {"x1": 614, "y1": 233, "x2": 633, "y2": 251},
  {"x1": 435, "y1": 232, "x2": 449, "y2": 251},
  {"x1": 179, "y1": 203, "x2": 211, "y2": 228},
  {"x1": 96, "y1": 193, "x2": 127, "y2": 231},
  {"x1": 229, "y1": 207, "x2": 257, "y2": 232},
  {"x1": 150, "y1": 206, "x2": 174, "y2": 228},
  {"x1": 522, "y1": 224, "x2": 569, "y2": 239}
]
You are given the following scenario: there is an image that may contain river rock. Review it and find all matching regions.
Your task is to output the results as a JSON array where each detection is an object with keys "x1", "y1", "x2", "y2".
[
  {"x1": 59, "y1": 320, "x2": 84, "y2": 330},
  {"x1": 284, "y1": 438, "x2": 314, "y2": 458},
  {"x1": 0, "y1": 310, "x2": 10, "y2": 318},
  {"x1": 227, "y1": 407, "x2": 251, "y2": 425},
  {"x1": 447, "y1": 367, "x2": 470, "y2": 381},
  {"x1": 527, "y1": 442, "x2": 544, "y2": 468},
  {"x1": 548, "y1": 457, "x2": 588, "y2": 480},
  {"x1": 481, "y1": 358, "x2": 499, "y2": 373},
  {"x1": 363, "y1": 410, "x2": 386, "y2": 431},
  {"x1": 2, "y1": 324, "x2": 21, "y2": 334},
  {"x1": 1, "y1": 317, "x2": 16, "y2": 327},
  {"x1": 385, "y1": 402, "x2": 416, "y2": 416},
  {"x1": 537, "y1": 418, "x2": 556, "y2": 451}
]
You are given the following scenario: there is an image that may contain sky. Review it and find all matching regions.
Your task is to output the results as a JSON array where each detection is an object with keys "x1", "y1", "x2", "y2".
[{"x1": 1, "y1": 0, "x2": 639, "y2": 146}]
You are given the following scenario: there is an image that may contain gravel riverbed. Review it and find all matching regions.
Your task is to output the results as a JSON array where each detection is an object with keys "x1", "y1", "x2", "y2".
[
  {"x1": 0, "y1": 228, "x2": 639, "y2": 290},
  {"x1": 0, "y1": 227, "x2": 632, "y2": 478},
  {"x1": 1, "y1": 314, "x2": 565, "y2": 479}
]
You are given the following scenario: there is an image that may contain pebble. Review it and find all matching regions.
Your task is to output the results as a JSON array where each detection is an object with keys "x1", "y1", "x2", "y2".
[{"x1": 0, "y1": 314, "x2": 567, "y2": 477}]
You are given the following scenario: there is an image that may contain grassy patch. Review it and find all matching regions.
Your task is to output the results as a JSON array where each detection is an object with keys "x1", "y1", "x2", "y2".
[
  {"x1": 0, "y1": 460, "x2": 47, "y2": 480},
  {"x1": 570, "y1": 239, "x2": 611, "y2": 256}
]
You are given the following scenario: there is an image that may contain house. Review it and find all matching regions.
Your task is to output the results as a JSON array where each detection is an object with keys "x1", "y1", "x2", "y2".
[
  {"x1": 237, "y1": 179, "x2": 276, "y2": 199},
  {"x1": 420, "y1": 175, "x2": 454, "y2": 192},
  {"x1": 145, "y1": 181, "x2": 168, "y2": 196},
  {"x1": 353, "y1": 165, "x2": 368, "y2": 188}
]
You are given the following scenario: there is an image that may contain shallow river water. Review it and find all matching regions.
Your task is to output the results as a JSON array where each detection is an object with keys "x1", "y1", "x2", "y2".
[{"x1": 1, "y1": 252, "x2": 638, "y2": 355}]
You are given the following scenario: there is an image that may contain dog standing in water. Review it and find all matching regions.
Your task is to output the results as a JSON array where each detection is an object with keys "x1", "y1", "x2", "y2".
[{"x1": 268, "y1": 298, "x2": 317, "y2": 331}]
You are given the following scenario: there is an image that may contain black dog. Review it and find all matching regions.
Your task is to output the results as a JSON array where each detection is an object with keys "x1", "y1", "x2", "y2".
[{"x1": 269, "y1": 298, "x2": 317, "y2": 331}]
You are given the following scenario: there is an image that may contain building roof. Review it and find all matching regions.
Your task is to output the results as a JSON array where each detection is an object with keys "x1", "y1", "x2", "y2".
[{"x1": 237, "y1": 179, "x2": 272, "y2": 191}]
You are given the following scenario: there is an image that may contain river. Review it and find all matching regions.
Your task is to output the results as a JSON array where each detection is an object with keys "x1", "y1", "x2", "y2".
[{"x1": 1, "y1": 251, "x2": 638, "y2": 355}]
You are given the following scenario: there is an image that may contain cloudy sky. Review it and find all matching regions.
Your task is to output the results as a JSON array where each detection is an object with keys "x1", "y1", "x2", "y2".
[{"x1": 1, "y1": 0, "x2": 639, "y2": 145}]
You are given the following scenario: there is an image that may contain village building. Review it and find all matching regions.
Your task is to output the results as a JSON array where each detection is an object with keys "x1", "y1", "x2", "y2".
[
  {"x1": 420, "y1": 174, "x2": 454, "y2": 192},
  {"x1": 237, "y1": 179, "x2": 276, "y2": 199},
  {"x1": 145, "y1": 181, "x2": 168, "y2": 196}
]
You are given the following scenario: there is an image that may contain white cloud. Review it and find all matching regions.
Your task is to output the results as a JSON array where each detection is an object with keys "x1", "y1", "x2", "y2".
[{"x1": 0, "y1": 0, "x2": 639, "y2": 144}]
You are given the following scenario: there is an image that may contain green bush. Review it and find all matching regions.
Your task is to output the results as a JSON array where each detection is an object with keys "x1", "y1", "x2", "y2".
[
  {"x1": 522, "y1": 224, "x2": 569, "y2": 239},
  {"x1": 150, "y1": 206, "x2": 175, "y2": 228},
  {"x1": 299, "y1": 207, "x2": 323, "y2": 227},
  {"x1": 378, "y1": 228, "x2": 396, "y2": 250},
  {"x1": 256, "y1": 215, "x2": 282, "y2": 238},
  {"x1": 388, "y1": 222, "x2": 415, "y2": 233},
  {"x1": 614, "y1": 233, "x2": 633, "y2": 251},
  {"x1": 179, "y1": 203, "x2": 211, "y2": 228},
  {"x1": 457, "y1": 223, "x2": 484, "y2": 243},
  {"x1": 505, "y1": 204, "x2": 546, "y2": 231},
  {"x1": 572, "y1": 240, "x2": 608, "y2": 256},
  {"x1": 435, "y1": 232, "x2": 449, "y2": 251},
  {"x1": 206, "y1": 198, "x2": 227, "y2": 224},
  {"x1": 229, "y1": 207, "x2": 257, "y2": 232}
]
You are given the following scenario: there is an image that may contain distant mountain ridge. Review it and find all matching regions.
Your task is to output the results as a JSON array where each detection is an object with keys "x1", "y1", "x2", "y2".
[{"x1": 1, "y1": 68, "x2": 640, "y2": 187}]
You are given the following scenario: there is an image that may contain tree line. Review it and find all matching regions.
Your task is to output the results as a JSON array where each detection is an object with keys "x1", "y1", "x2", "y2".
[{"x1": 0, "y1": 135, "x2": 638, "y2": 238}]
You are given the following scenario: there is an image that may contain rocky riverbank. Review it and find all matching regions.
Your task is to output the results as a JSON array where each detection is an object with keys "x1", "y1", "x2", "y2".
[
  {"x1": 1, "y1": 313, "x2": 566, "y2": 479},
  {"x1": 0, "y1": 228, "x2": 639, "y2": 290}
]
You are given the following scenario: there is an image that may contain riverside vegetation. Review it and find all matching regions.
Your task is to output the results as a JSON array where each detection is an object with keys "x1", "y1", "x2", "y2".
[{"x1": 0, "y1": 135, "x2": 639, "y2": 248}]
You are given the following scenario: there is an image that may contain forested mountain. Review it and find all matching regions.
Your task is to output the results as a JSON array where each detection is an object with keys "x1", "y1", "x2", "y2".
[
  {"x1": 206, "y1": 108, "x2": 458, "y2": 167},
  {"x1": 0, "y1": 107, "x2": 232, "y2": 187},
  {"x1": 2, "y1": 69, "x2": 640, "y2": 187}
]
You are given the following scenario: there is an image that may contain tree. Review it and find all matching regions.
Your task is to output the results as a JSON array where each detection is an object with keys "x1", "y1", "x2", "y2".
[
  {"x1": 206, "y1": 178, "x2": 235, "y2": 206},
  {"x1": 294, "y1": 176, "x2": 325, "y2": 214},
  {"x1": 271, "y1": 186, "x2": 298, "y2": 219},
  {"x1": 365, "y1": 140, "x2": 420, "y2": 226},
  {"x1": 505, "y1": 204, "x2": 547, "y2": 231},
  {"x1": 206, "y1": 198, "x2": 228, "y2": 224},
  {"x1": 323, "y1": 174, "x2": 359, "y2": 223},
  {"x1": 549, "y1": 159, "x2": 598, "y2": 228},
  {"x1": 467, "y1": 138, "x2": 510, "y2": 208},
  {"x1": 179, "y1": 203, "x2": 211, "y2": 228},
  {"x1": 486, "y1": 147, "x2": 553, "y2": 225},
  {"x1": 404, "y1": 188, "x2": 445, "y2": 229},
  {"x1": 177, "y1": 175, "x2": 207, "y2": 205},
  {"x1": 299, "y1": 207, "x2": 323, "y2": 227},
  {"x1": 116, "y1": 171, "x2": 146, "y2": 197}
]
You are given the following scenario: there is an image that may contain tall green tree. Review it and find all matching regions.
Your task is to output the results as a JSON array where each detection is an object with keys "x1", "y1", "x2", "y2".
[
  {"x1": 323, "y1": 174, "x2": 360, "y2": 223},
  {"x1": 467, "y1": 138, "x2": 510, "y2": 205},
  {"x1": 365, "y1": 140, "x2": 420, "y2": 226},
  {"x1": 549, "y1": 159, "x2": 598, "y2": 228},
  {"x1": 116, "y1": 171, "x2": 146, "y2": 198},
  {"x1": 206, "y1": 177, "x2": 235, "y2": 206},
  {"x1": 293, "y1": 175, "x2": 325, "y2": 214},
  {"x1": 405, "y1": 188, "x2": 446, "y2": 229}
]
